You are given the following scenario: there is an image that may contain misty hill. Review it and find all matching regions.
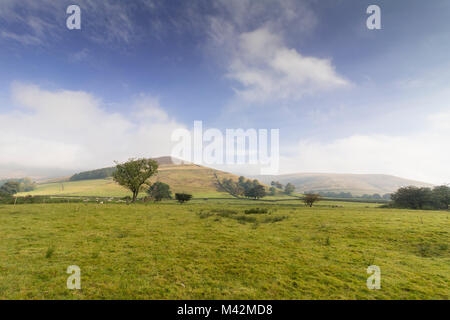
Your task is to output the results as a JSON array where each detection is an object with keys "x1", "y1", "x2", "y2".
[
  {"x1": 254, "y1": 173, "x2": 433, "y2": 196},
  {"x1": 20, "y1": 159, "x2": 240, "y2": 197}
]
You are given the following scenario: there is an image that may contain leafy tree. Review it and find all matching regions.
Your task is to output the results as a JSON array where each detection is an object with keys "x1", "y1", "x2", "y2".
[
  {"x1": 245, "y1": 184, "x2": 266, "y2": 199},
  {"x1": 147, "y1": 182, "x2": 172, "y2": 201},
  {"x1": 113, "y1": 158, "x2": 158, "y2": 202},
  {"x1": 431, "y1": 185, "x2": 450, "y2": 209},
  {"x1": 220, "y1": 176, "x2": 266, "y2": 199},
  {"x1": 303, "y1": 193, "x2": 321, "y2": 207},
  {"x1": 382, "y1": 193, "x2": 391, "y2": 200},
  {"x1": 271, "y1": 181, "x2": 283, "y2": 189},
  {"x1": 284, "y1": 183, "x2": 295, "y2": 195},
  {"x1": 390, "y1": 186, "x2": 433, "y2": 209},
  {"x1": 269, "y1": 186, "x2": 276, "y2": 196},
  {"x1": 175, "y1": 193, "x2": 192, "y2": 203},
  {"x1": 219, "y1": 178, "x2": 244, "y2": 197},
  {"x1": 0, "y1": 181, "x2": 20, "y2": 195},
  {"x1": 19, "y1": 178, "x2": 37, "y2": 192}
]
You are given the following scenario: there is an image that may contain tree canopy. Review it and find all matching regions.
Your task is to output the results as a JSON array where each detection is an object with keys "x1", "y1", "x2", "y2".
[
  {"x1": 113, "y1": 158, "x2": 158, "y2": 202},
  {"x1": 0, "y1": 181, "x2": 21, "y2": 195},
  {"x1": 391, "y1": 185, "x2": 449, "y2": 210},
  {"x1": 303, "y1": 193, "x2": 321, "y2": 207},
  {"x1": 284, "y1": 183, "x2": 295, "y2": 195},
  {"x1": 147, "y1": 181, "x2": 172, "y2": 201},
  {"x1": 219, "y1": 176, "x2": 267, "y2": 199},
  {"x1": 175, "y1": 193, "x2": 192, "y2": 203}
]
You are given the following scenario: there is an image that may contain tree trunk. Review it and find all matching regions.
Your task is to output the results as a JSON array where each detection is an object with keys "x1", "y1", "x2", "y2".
[{"x1": 132, "y1": 191, "x2": 137, "y2": 203}]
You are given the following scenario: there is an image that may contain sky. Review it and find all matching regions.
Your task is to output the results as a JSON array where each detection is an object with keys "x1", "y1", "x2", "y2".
[{"x1": 0, "y1": 0, "x2": 449, "y2": 184}]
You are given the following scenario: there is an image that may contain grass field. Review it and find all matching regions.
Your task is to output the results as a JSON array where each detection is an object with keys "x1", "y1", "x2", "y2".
[{"x1": 0, "y1": 200, "x2": 448, "y2": 299}]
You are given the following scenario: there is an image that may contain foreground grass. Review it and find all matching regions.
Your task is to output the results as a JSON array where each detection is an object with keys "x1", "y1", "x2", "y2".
[{"x1": 0, "y1": 201, "x2": 448, "y2": 299}]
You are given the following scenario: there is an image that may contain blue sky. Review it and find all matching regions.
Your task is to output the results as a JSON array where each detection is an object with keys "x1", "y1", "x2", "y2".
[{"x1": 0, "y1": 0, "x2": 449, "y2": 183}]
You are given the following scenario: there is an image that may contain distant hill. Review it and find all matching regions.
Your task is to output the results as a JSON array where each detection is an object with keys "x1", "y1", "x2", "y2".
[{"x1": 254, "y1": 173, "x2": 433, "y2": 196}]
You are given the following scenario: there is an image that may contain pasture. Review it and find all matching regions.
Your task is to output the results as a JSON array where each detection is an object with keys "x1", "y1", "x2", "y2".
[{"x1": 0, "y1": 199, "x2": 448, "y2": 300}]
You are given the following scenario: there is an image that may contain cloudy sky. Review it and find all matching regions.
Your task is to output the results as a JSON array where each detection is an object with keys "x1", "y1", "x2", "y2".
[{"x1": 0, "y1": 0, "x2": 449, "y2": 184}]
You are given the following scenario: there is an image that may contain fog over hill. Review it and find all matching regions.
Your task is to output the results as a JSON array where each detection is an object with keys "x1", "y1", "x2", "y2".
[
  {"x1": 254, "y1": 173, "x2": 433, "y2": 196},
  {"x1": 4, "y1": 155, "x2": 434, "y2": 196}
]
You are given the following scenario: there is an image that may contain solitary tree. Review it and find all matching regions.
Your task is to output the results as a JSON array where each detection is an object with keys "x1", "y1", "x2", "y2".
[
  {"x1": 113, "y1": 158, "x2": 158, "y2": 202},
  {"x1": 147, "y1": 182, "x2": 172, "y2": 201},
  {"x1": 303, "y1": 193, "x2": 321, "y2": 207},
  {"x1": 284, "y1": 183, "x2": 295, "y2": 195}
]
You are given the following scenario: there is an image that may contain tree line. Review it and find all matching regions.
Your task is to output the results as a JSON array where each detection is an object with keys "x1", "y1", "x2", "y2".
[
  {"x1": 0, "y1": 178, "x2": 36, "y2": 196},
  {"x1": 219, "y1": 176, "x2": 267, "y2": 199},
  {"x1": 70, "y1": 167, "x2": 116, "y2": 181},
  {"x1": 390, "y1": 185, "x2": 450, "y2": 210},
  {"x1": 305, "y1": 191, "x2": 391, "y2": 200}
]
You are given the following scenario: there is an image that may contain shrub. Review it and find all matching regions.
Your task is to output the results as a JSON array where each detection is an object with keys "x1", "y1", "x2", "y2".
[
  {"x1": 211, "y1": 209, "x2": 238, "y2": 217},
  {"x1": 147, "y1": 182, "x2": 172, "y2": 201},
  {"x1": 175, "y1": 193, "x2": 192, "y2": 203},
  {"x1": 263, "y1": 215, "x2": 288, "y2": 223},
  {"x1": 244, "y1": 208, "x2": 269, "y2": 214}
]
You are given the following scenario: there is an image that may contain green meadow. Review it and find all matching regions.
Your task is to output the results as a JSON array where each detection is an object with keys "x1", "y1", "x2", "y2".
[{"x1": 0, "y1": 200, "x2": 448, "y2": 300}]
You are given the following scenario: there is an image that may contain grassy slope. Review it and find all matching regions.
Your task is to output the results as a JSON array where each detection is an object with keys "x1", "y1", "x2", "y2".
[
  {"x1": 17, "y1": 164, "x2": 240, "y2": 198},
  {"x1": 0, "y1": 201, "x2": 448, "y2": 299}
]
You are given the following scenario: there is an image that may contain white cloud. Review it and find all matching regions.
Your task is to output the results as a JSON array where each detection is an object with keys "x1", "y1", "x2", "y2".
[
  {"x1": 226, "y1": 27, "x2": 349, "y2": 102},
  {"x1": 0, "y1": 83, "x2": 186, "y2": 177},
  {"x1": 68, "y1": 48, "x2": 89, "y2": 62},
  {"x1": 282, "y1": 112, "x2": 450, "y2": 184}
]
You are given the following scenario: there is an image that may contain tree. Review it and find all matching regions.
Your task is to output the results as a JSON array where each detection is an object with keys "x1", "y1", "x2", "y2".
[
  {"x1": 284, "y1": 183, "x2": 295, "y2": 195},
  {"x1": 175, "y1": 193, "x2": 192, "y2": 203},
  {"x1": 303, "y1": 193, "x2": 321, "y2": 207},
  {"x1": 382, "y1": 193, "x2": 391, "y2": 200},
  {"x1": 431, "y1": 185, "x2": 450, "y2": 209},
  {"x1": 0, "y1": 181, "x2": 20, "y2": 195},
  {"x1": 113, "y1": 158, "x2": 158, "y2": 202},
  {"x1": 219, "y1": 178, "x2": 244, "y2": 198},
  {"x1": 246, "y1": 184, "x2": 266, "y2": 199},
  {"x1": 269, "y1": 186, "x2": 276, "y2": 196},
  {"x1": 271, "y1": 181, "x2": 283, "y2": 189},
  {"x1": 147, "y1": 182, "x2": 172, "y2": 201},
  {"x1": 242, "y1": 180, "x2": 266, "y2": 199},
  {"x1": 220, "y1": 176, "x2": 266, "y2": 199},
  {"x1": 391, "y1": 186, "x2": 433, "y2": 209}
]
